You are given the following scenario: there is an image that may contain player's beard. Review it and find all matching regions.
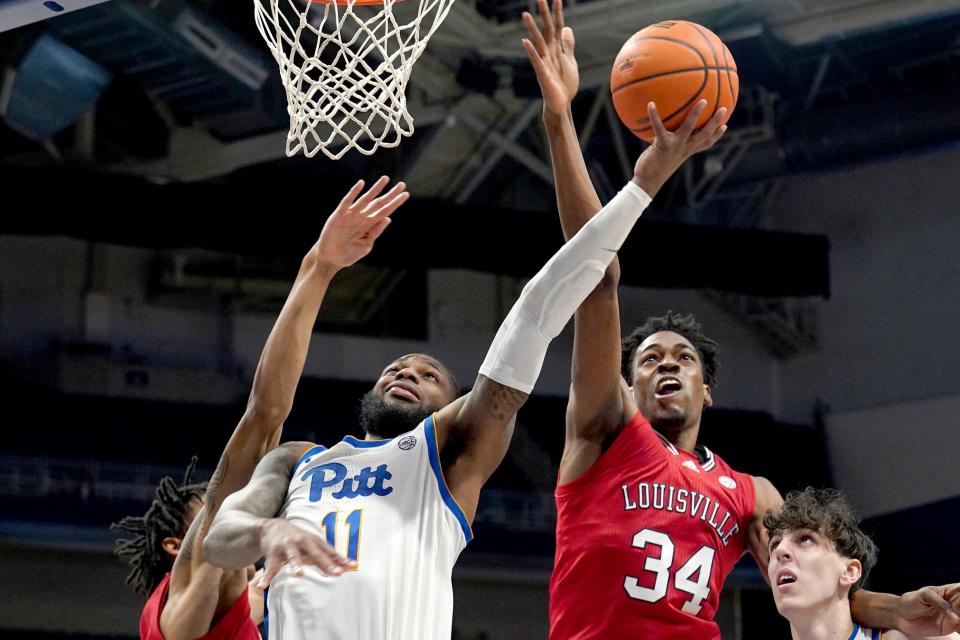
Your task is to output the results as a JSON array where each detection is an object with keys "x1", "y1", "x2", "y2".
[{"x1": 359, "y1": 391, "x2": 430, "y2": 439}]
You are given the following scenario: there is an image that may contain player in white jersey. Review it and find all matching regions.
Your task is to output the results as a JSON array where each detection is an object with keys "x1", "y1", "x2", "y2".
[
  {"x1": 202, "y1": 111, "x2": 732, "y2": 640},
  {"x1": 267, "y1": 413, "x2": 469, "y2": 638},
  {"x1": 766, "y1": 488, "x2": 960, "y2": 640}
]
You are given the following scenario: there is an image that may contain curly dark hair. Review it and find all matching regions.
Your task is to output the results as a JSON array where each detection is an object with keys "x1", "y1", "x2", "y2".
[
  {"x1": 763, "y1": 487, "x2": 878, "y2": 595},
  {"x1": 621, "y1": 311, "x2": 719, "y2": 387},
  {"x1": 111, "y1": 457, "x2": 207, "y2": 596}
]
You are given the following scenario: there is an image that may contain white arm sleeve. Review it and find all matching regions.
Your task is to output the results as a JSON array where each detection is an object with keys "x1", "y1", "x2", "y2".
[{"x1": 478, "y1": 180, "x2": 652, "y2": 392}]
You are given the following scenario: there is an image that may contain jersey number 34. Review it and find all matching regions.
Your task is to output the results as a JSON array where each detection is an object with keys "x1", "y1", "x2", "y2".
[{"x1": 623, "y1": 529, "x2": 715, "y2": 615}]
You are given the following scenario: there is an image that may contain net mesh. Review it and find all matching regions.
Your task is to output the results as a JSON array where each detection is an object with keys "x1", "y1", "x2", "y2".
[{"x1": 254, "y1": 0, "x2": 456, "y2": 159}]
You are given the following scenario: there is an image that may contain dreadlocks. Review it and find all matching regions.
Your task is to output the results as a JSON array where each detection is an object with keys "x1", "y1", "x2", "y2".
[
  {"x1": 621, "y1": 311, "x2": 720, "y2": 387},
  {"x1": 111, "y1": 457, "x2": 207, "y2": 596}
]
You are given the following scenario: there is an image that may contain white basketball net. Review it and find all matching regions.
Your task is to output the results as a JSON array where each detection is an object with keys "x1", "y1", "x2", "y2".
[{"x1": 254, "y1": 0, "x2": 455, "y2": 160}]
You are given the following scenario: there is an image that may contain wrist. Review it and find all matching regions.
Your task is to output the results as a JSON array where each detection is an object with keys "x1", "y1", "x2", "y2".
[
  {"x1": 301, "y1": 253, "x2": 340, "y2": 280},
  {"x1": 851, "y1": 589, "x2": 901, "y2": 630},
  {"x1": 543, "y1": 106, "x2": 574, "y2": 132},
  {"x1": 632, "y1": 148, "x2": 680, "y2": 198},
  {"x1": 256, "y1": 517, "x2": 275, "y2": 544},
  {"x1": 631, "y1": 167, "x2": 668, "y2": 200}
]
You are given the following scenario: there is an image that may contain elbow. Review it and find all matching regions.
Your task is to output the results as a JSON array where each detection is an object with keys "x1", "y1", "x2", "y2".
[
  {"x1": 203, "y1": 515, "x2": 265, "y2": 570},
  {"x1": 201, "y1": 529, "x2": 226, "y2": 568},
  {"x1": 202, "y1": 526, "x2": 238, "y2": 570}
]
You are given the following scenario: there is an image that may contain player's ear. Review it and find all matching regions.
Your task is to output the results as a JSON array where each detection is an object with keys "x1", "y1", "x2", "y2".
[
  {"x1": 162, "y1": 536, "x2": 182, "y2": 560},
  {"x1": 839, "y1": 558, "x2": 862, "y2": 589},
  {"x1": 703, "y1": 384, "x2": 713, "y2": 408}
]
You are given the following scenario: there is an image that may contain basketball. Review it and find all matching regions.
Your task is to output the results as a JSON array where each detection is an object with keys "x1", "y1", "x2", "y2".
[{"x1": 610, "y1": 20, "x2": 739, "y2": 142}]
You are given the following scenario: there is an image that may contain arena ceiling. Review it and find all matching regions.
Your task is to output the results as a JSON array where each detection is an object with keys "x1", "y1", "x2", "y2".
[
  {"x1": 1, "y1": 0, "x2": 959, "y2": 209},
  {"x1": 2, "y1": 0, "x2": 959, "y2": 352}
]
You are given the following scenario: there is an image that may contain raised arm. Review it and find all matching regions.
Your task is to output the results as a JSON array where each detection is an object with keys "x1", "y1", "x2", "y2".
[
  {"x1": 174, "y1": 177, "x2": 407, "y2": 566},
  {"x1": 522, "y1": 1, "x2": 727, "y2": 479},
  {"x1": 522, "y1": 0, "x2": 626, "y2": 445},
  {"x1": 435, "y1": 154, "x2": 669, "y2": 519},
  {"x1": 162, "y1": 177, "x2": 407, "y2": 638}
]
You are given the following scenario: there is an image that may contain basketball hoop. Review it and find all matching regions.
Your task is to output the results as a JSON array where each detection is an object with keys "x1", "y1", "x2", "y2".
[{"x1": 254, "y1": 0, "x2": 455, "y2": 159}]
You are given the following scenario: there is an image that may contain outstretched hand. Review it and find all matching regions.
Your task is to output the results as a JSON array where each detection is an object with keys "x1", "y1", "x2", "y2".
[
  {"x1": 309, "y1": 176, "x2": 409, "y2": 270},
  {"x1": 521, "y1": 0, "x2": 578, "y2": 117},
  {"x1": 897, "y1": 583, "x2": 960, "y2": 636},
  {"x1": 633, "y1": 100, "x2": 728, "y2": 198},
  {"x1": 257, "y1": 518, "x2": 356, "y2": 587}
]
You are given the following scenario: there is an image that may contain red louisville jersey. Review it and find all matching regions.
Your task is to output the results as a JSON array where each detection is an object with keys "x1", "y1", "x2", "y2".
[
  {"x1": 141, "y1": 573, "x2": 260, "y2": 640},
  {"x1": 550, "y1": 411, "x2": 756, "y2": 640}
]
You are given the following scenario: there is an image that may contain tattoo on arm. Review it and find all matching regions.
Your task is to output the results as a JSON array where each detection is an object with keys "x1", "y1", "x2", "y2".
[
  {"x1": 480, "y1": 381, "x2": 528, "y2": 422},
  {"x1": 202, "y1": 444, "x2": 305, "y2": 570},
  {"x1": 201, "y1": 453, "x2": 230, "y2": 529},
  {"x1": 245, "y1": 471, "x2": 291, "y2": 517},
  {"x1": 169, "y1": 503, "x2": 206, "y2": 575},
  {"x1": 229, "y1": 444, "x2": 304, "y2": 519},
  {"x1": 178, "y1": 516, "x2": 200, "y2": 563}
]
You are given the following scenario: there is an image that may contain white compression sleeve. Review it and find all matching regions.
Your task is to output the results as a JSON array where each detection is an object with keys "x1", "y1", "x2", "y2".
[{"x1": 478, "y1": 180, "x2": 652, "y2": 392}]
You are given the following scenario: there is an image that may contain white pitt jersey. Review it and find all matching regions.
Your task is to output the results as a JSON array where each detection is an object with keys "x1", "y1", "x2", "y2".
[
  {"x1": 267, "y1": 414, "x2": 472, "y2": 640},
  {"x1": 850, "y1": 624, "x2": 883, "y2": 640}
]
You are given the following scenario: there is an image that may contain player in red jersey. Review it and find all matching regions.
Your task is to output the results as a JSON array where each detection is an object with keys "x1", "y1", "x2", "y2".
[
  {"x1": 112, "y1": 177, "x2": 408, "y2": 639},
  {"x1": 521, "y1": 1, "x2": 960, "y2": 638}
]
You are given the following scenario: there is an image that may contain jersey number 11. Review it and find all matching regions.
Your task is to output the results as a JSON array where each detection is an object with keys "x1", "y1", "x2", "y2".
[{"x1": 320, "y1": 509, "x2": 363, "y2": 569}]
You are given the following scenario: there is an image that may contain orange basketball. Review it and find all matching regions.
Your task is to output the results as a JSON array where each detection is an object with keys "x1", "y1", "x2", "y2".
[{"x1": 610, "y1": 20, "x2": 738, "y2": 142}]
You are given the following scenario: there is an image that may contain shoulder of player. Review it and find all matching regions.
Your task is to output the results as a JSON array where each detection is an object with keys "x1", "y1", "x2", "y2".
[
  {"x1": 434, "y1": 394, "x2": 468, "y2": 430},
  {"x1": 748, "y1": 475, "x2": 783, "y2": 518},
  {"x1": 161, "y1": 562, "x2": 246, "y2": 640},
  {"x1": 279, "y1": 440, "x2": 317, "y2": 456},
  {"x1": 556, "y1": 407, "x2": 645, "y2": 485},
  {"x1": 270, "y1": 440, "x2": 318, "y2": 466},
  {"x1": 254, "y1": 440, "x2": 319, "y2": 483}
]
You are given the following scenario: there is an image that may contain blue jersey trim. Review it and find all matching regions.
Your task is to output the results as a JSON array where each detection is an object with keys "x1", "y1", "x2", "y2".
[
  {"x1": 342, "y1": 435, "x2": 392, "y2": 448},
  {"x1": 293, "y1": 445, "x2": 327, "y2": 476},
  {"x1": 424, "y1": 413, "x2": 473, "y2": 544},
  {"x1": 847, "y1": 624, "x2": 860, "y2": 640}
]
